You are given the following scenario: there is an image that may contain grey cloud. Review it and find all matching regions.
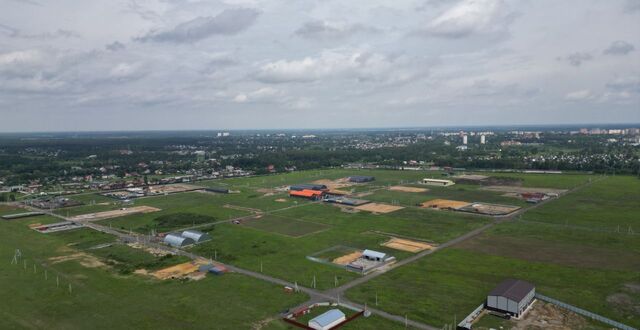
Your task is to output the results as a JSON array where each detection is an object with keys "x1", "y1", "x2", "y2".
[
  {"x1": 0, "y1": 24, "x2": 80, "y2": 40},
  {"x1": 137, "y1": 8, "x2": 260, "y2": 43},
  {"x1": 603, "y1": 40, "x2": 635, "y2": 55},
  {"x1": 295, "y1": 21, "x2": 378, "y2": 40},
  {"x1": 105, "y1": 41, "x2": 126, "y2": 51},
  {"x1": 624, "y1": 0, "x2": 640, "y2": 12},
  {"x1": 558, "y1": 52, "x2": 593, "y2": 66},
  {"x1": 9, "y1": 0, "x2": 41, "y2": 6},
  {"x1": 605, "y1": 76, "x2": 640, "y2": 93}
]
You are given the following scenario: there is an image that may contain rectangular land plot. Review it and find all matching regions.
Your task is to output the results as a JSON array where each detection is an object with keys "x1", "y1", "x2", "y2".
[
  {"x1": 458, "y1": 202, "x2": 520, "y2": 216},
  {"x1": 241, "y1": 215, "x2": 329, "y2": 237},
  {"x1": 388, "y1": 186, "x2": 429, "y2": 193},
  {"x1": 69, "y1": 205, "x2": 161, "y2": 222},
  {"x1": 421, "y1": 199, "x2": 470, "y2": 210},
  {"x1": 355, "y1": 203, "x2": 404, "y2": 214},
  {"x1": 382, "y1": 237, "x2": 433, "y2": 253}
]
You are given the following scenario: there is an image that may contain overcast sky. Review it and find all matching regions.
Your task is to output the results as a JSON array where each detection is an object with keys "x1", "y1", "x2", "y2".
[{"x1": 1, "y1": 0, "x2": 639, "y2": 132}]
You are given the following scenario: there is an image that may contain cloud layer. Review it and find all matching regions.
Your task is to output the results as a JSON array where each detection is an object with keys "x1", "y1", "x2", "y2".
[
  {"x1": 137, "y1": 8, "x2": 260, "y2": 43},
  {"x1": 0, "y1": 0, "x2": 639, "y2": 131}
]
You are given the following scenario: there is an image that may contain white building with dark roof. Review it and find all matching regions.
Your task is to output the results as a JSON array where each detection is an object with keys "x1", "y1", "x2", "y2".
[{"x1": 486, "y1": 279, "x2": 535, "y2": 317}]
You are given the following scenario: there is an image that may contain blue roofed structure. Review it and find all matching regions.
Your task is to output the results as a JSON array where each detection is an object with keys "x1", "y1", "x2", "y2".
[{"x1": 308, "y1": 309, "x2": 346, "y2": 330}]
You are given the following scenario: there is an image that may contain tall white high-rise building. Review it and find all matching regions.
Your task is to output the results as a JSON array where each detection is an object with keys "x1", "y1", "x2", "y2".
[
  {"x1": 462, "y1": 135, "x2": 468, "y2": 145},
  {"x1": 480, "y1": 135, "x2": 486, "y2": 144}
]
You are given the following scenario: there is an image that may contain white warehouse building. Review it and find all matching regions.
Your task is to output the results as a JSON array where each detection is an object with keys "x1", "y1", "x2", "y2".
[{"x1": 486, "y1": 279, "x2": 535, "y2": 318}]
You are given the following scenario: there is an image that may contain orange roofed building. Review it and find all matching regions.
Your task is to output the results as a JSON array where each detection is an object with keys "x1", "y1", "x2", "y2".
[{"x1": 289, "y1": 189, "x2": 324, "y2": 200}]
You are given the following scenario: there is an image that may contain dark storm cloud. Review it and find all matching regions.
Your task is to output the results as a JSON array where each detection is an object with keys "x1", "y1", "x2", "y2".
[
  {"x1": 136, "y1": 8, "x2": 260, "y2": 43},
  {"x1": 603, "y1": 40, "x2": 635, "y2": 55}
]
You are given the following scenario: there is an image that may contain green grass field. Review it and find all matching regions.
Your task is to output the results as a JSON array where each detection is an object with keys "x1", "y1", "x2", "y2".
[
  {"x1": 345, "y1": 248, "x2": 639, "y2": 328},
  {"x1": 241, "y1": 215, "x2": 330, "y2": 237},
  {"x1": 345, "y1": 175, "x2": 640, "y2": 329},
  {"x1": 0, "y1": 210, "x2": 308, "y2": 329},
  {"x1": 2, "y1": 169, "x2": 636, "y2": 329}
]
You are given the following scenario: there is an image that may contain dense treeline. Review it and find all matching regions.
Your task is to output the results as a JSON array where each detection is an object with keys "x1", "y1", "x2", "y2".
[{"x1": 1, "y1": 132, "x2": 638, "y2": 186}]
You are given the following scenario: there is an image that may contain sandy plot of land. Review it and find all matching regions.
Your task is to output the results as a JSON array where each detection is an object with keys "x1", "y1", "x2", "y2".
[
  {"x1": 69, "y1": 205, "x2": 161, "y2": 222},
  {"x1": 275, "y1": 198, "x2": 288, "y2": 202},
  {"x1": 127, "y1": 242, "x2": 171, "y2": 257},
  {"x1": 389, "y1": 186, "x2": 429, "y2": 193},
  {"x1": 460, "y1": 203, "x2": 520, "y2": 215},
  {"x1": 151, "y1": 261, "x2": 206, "y2": 280},
  {"x1": 355, "y1": 203, "x2": 404, "y2": 213},
  {"x1": 480, "y1": 185, "x2": 567, "y2": 195},
  {"x1": 312, "y1": 178, "x2": 354, "y2": 190},
  {"x1": 382, "y1": 237, "x2": 433, "y2": 253},
  {"x1": 332, "y1": 251, "x2": 363, "y2": 265},
  {"x1": 148, "y1": 183, "x2": 201, "y2": 194},
  {"x1": 49, "y1": 252, "x2": 106, "y2": 268},
  {"x1": 421, "y1": 199, "x2": 470, "y2": 210}
]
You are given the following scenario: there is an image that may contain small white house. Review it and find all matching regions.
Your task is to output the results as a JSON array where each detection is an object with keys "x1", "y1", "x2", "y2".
[
  {"x1": 308, "y1": 309, "x2": 346, "y2": 330},
  {"x1": 422, "y1": 178, "x2": 455, "y2": 186},
  {"x1": 362, "y1": 249, "x2": 387, "y2": 262}
]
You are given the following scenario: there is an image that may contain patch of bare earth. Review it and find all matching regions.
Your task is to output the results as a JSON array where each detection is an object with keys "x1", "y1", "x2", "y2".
[
  {"x1": 48, "y1": 252, "x2": 106, "y2": 268},
  {"x1": 513, "y1": 301, "x2": 589, "y2": 329},
  {"x1": 252, "y1": 316, "x2": 277, "y2": 330}
]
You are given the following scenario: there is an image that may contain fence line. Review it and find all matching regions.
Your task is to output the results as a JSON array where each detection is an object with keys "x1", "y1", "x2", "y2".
[
  {"x1": 535, "y1": 293, "x2": 637, "y2": 330},
  {"x1": 518, "y1": 219, "x2": 637, "y2": 236}
]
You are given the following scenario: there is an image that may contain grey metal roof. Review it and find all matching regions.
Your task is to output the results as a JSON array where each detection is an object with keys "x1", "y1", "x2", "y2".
[
  {"x1": 164, "y1": 233, "x2": 195, "y2": 247},
  {"x1": 181, "y1": 230, "x2": 211, "y2": 243},
  {"x1": 309, "y1": 309, "x2": 345, "y2": 327},
  {"x1": 489, "y1": 279, "x2": 535, "y2": 302}
]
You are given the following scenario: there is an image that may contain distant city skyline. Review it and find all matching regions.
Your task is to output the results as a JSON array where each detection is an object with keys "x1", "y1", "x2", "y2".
[{"x1": 1, "y1": 0, "x2": 639, "y2": 132}]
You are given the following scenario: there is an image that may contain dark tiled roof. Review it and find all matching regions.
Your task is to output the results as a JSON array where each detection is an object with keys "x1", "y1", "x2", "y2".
[{"x1": 489, "y1": 279, "x2": 535, "y2": 302}]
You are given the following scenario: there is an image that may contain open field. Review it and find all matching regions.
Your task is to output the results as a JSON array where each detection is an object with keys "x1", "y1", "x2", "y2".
[
  {"x1": 346, "y1": 248, "x2": 639, "y2": 328},
  {"x1": 241, "y1": 215, "x2": 330, "y2": 237},
  {"x1": 0, "y1": 208, "x2": 308, "y2": 329},
  {"x1": 190, "y1": 201, "x2": 490, "y2": 291},
  {"x1": 367, "y1": 184, "x2": 529, "y2": 209},
  {"x1": 346, "y1": 175, "x2": 640, "y2": 329},
  {"x1": 3, "y1": 169, "x2": 635, "y2": 329},
  {"x1": 96, "y1": 192, "x2": 250, "y2": 233},
  {"x1": 481, "y1": 172, "x2": 596, "y2": 189},
  {"x1": 521, "y1": 176, "x2": 640, "y2": 229}
]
